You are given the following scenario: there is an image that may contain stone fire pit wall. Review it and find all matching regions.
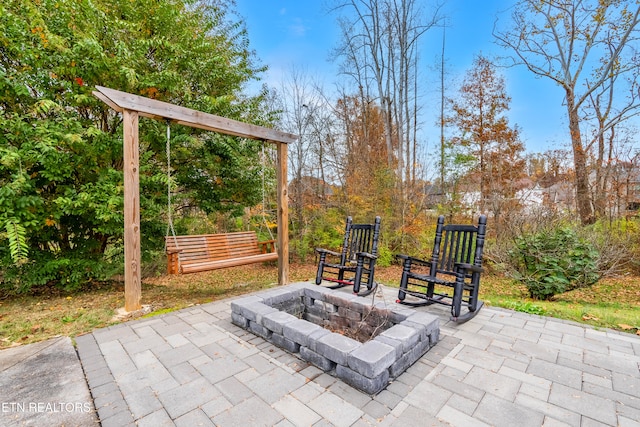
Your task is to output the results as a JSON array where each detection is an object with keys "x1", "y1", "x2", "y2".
[{"x1": 230, "y1": 282, "x2": 439, "y2": 395}]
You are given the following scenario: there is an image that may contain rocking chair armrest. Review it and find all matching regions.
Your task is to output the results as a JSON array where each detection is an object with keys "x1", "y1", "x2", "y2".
[
  {"x1": 454, "y1": 262, "x2": 484, "y2": 274},
  {"x1": 166, "y1": 248, "x2": 183, "y2": 255},
  {"x1": 315, "y1": 248, "x2": 341, "y2": 257},
  {"x1": 395, "y1": 254, "x2": 430, "y2": 266},
  {"x1": 356, "y1": 251, "x2": 378, "y2": 260}
]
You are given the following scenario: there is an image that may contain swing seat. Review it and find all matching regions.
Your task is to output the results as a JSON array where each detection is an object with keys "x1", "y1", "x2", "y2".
[{"x1": 166, "y1": 231, "x2": 277, "y2": 274}]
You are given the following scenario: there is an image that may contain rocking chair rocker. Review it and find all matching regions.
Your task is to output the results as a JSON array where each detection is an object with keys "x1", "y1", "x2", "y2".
[
  {"x1": 396, "y1": 215, "x2": 488, "y2": 323},
  {"x1": 315, "y1": 216, "x2": 381, "y2": 296}
]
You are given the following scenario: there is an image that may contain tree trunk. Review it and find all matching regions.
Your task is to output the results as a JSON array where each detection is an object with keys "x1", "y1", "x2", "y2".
[{"x1": 566, "y1": 92, "x2": 594, "y2": 224}]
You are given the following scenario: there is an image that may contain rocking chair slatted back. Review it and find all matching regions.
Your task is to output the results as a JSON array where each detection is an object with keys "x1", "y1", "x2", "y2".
[
  {"x1": 315, "y1": 216, "x2": 382, "y2": 296},
  {"x1": 435, "y1": 221, "x2": 481, "y2": 275},
  {"x1": 343, "y1": 220, "x2": 379, "y2": 264}
]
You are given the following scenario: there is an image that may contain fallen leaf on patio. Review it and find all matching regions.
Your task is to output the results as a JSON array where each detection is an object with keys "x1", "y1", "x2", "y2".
[
  {"x1": 618, "y1": 324, "x2": 634, "y2": 330},
  {"x1": 582, "y1": 315, "x2": 599, "y2": 321}
]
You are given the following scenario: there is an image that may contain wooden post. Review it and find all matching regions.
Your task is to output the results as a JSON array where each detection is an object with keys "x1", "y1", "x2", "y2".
[
  {"x1": 123, "y1": 109, "x2": 142, "y2": 311},
  {"x1": 277, "y1": 142, "x2": 289, "y2": 286}
]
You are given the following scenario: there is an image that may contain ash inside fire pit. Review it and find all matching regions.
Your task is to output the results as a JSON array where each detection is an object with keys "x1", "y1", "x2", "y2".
[{"x1": 231, "y1": 282, "x2": 439, "y2": 395}]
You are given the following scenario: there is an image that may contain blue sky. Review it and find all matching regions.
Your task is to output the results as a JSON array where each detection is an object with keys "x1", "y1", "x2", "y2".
[{"x1": 235, "y1": 0, "x2": 568, "y2": 154}]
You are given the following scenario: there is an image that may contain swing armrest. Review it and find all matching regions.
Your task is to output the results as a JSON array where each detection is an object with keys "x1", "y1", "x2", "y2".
[
  {"x1": 166, "y1": 250, "x2": 182, "y2": 275},
  {"x1": 258, "y1": 240, "x2": 276, "y2": 254}
]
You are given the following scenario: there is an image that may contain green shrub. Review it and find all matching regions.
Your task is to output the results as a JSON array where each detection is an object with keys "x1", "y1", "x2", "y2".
[
  {"x1": 1, "y1": 252, "x2": 118, "y2": 294},
  {"x1": 288, "y1": 209, "x2": 346, "y2": 262},
  {"x1": 376, "y1": 244, "x2": 393, "y2": 268},
  {"x1": 590, "y1": 218, "x2": 640, "y2": 275},
  {"x1": 509, "y1": 226, "x2": 600, "y2": 300}
]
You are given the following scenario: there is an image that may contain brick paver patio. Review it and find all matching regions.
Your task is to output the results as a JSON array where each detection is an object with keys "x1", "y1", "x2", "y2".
[{"x1": 71, "y1": 282, "x2": 640, "y2": 427}]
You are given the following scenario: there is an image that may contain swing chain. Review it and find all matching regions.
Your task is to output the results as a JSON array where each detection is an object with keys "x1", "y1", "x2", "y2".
[
  {"x1": 165, "y1": 121, "x2": 179, "y2": 255},
  {"x1": 261, "y1": 144, "x2": 275, "y2": 241}
]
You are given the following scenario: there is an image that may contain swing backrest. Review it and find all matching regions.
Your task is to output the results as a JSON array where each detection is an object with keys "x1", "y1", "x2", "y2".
[{"x1": 165, "y1": 231, "x2": 277, "y2": 274}]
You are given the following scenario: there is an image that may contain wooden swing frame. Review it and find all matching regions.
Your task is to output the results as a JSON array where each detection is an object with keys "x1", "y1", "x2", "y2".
[{"x1": 93, "y1": 86, "x2": 297, "y2": 312}]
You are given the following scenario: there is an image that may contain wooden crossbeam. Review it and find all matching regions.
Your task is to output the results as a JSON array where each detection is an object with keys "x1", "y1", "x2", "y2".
[{"x1": 93, "y1": 86, "x2": 297, "y2": 144}]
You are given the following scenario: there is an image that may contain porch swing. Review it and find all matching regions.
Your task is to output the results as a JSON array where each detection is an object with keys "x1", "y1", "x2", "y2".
[
  {"x1": 164, "y1": 123, "x2": 278, "y2": 274},
  {"x1": 94, "y1": 86, "x2": 294, "y2": 312}
]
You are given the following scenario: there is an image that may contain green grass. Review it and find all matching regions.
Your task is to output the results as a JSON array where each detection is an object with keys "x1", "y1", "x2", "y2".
[
  {"x1": 479, "y1": 275, "x2": 640, "y2": 333},
  {"x1": 0, "y1": 263, "x2": 310, "y2": 349},
  {"x1": 376, "y1": 269, "x2": 640, "y2": 334},
  {"x1": 1, "y1": 263, "x2": 639, "y2": 350}
]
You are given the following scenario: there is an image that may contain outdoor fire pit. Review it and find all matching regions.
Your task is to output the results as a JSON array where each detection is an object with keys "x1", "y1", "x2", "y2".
[{"x1": 230, "y1": 282, "x2": 439, "y2": 394}]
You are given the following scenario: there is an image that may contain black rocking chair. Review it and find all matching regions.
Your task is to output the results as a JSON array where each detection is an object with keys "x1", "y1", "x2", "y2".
[
  {"x1": 396, "y1": 215, "x2": 488, "y2": 323},
  {"x1": 315, "y1": 216, "x2": 381, "y2": 296}
]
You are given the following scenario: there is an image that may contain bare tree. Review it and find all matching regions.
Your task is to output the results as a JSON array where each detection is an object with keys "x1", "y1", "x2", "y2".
[
  {"x1": 585, "y1": 54, "x2": 640, "y2": 217},
  {"x1": 331, "y1": 0, "x2": 442, "y2": 187},
  {"x1": 439, "y1": 26, "x2": 447, "y2": 194},
  {"x1": 275, "y1": 68, "x2": 327, "y2": 233},
  {"x1": 598, "y1": 128, "x2": 639, "y2": 219},
  {"x1": 494, "y1": 0, "x2": 640, "y2": 224}
]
